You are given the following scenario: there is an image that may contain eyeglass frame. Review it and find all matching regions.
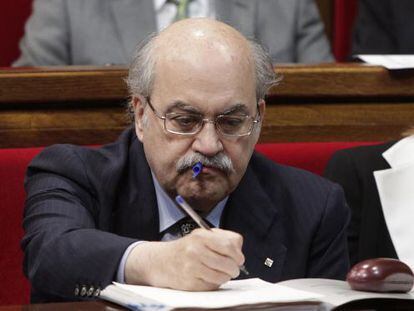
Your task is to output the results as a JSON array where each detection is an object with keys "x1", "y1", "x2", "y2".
[{"x1": 143, "y1": 97, "x2": 261, "y2": 137}]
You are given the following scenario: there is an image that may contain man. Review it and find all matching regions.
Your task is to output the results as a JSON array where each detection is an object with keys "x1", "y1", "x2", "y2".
[
  {"x1": 13, "y1": 0, "x2": 333, "y2": 66},
  {"x1": 352, "y1": 0, "x2": 414, "y2": 56},
  {"x1": 22, "y1": 18, "x2": 349, "y2": 303},
  {"x1": 325, "y1": 128, "x2": 414, "y2": 269}
]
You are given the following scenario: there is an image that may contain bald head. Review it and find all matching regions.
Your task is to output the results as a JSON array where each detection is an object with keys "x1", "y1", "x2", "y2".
[
  {"x1": 159, "y1": 17, "x2": 247, "y2": 42},
  {"x1": 156, "y1": 18, "x2": 253, "y2": 65},
  {"x1": 127, "y1": 18, "x2": 278, "y2": 119},
  {"x1": 153, "y1": 19, "x2": 254, "y2": 89}
]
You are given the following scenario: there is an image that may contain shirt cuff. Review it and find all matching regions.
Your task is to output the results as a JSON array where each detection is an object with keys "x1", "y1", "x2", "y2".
[{"x1": 116, "y1": 241, "x2": 147, "y2": 283}]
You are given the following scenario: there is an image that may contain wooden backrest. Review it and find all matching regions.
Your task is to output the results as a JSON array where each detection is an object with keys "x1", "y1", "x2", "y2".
[{"x1": 1, "y1": 64, "x2": 413, "y2": 148}]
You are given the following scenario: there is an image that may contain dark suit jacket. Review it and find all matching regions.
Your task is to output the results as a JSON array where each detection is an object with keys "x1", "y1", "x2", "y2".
[
  {"x1": 324, "y1": 142, "x2": 398, "y2": 267},
  {"x1": 352, "y1": 0, "x2": 414, "y2": 55},
  {"x1": 23, "y1": 127, "x2": 349, "y2": 302}
]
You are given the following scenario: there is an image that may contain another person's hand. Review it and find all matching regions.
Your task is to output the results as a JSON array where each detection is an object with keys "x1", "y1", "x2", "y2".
[{"x1": 125, "y1": 228, "x2": 245, "y2": 291}]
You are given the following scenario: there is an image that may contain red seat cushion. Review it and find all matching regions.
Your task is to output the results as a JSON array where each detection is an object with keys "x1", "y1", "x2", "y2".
[{"x1": 0, "y1": 147, "x2": 42, "y2": 305}]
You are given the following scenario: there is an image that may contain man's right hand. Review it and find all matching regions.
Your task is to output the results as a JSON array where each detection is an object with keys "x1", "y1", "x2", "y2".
[{"x1": 124, "y1": 228, "x2": 245, "y2": 291}]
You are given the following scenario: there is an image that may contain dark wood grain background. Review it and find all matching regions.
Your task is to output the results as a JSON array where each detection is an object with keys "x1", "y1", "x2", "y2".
[{"x1": 1, "y1": 64, "x2": 413, "y2": 148}]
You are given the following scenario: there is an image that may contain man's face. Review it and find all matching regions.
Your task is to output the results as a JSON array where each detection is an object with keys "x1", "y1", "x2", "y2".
[{"x1": 134, "y1": 47, "x2": 264, "y2": 212}]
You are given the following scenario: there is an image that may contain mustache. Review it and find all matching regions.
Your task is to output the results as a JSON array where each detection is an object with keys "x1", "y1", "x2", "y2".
[{"x1": 176, "y1": 152, "x2": 234, "y2": 175}]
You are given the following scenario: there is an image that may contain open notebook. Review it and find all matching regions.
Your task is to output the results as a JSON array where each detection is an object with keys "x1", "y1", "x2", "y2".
[{"x1": 100, "y1": 278, "x2": 414, "y2": 310}]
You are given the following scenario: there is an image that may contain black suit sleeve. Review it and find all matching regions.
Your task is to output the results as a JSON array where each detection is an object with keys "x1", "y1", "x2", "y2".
[
  {"x1": 22, "y1": 145, "x2": 136, "y2": 302},
  {"x1": 307, "y1": 182, "x2": 350, "y2": 280},
  {"x1": 352, "y1": 0, "x2": 397, "y2": 55},
  {"x1": 324, "y1": 149, "x2": 361, "y2": 266}
]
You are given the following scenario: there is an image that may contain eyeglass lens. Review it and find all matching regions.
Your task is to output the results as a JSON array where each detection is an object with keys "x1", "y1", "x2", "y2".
[{"x1": 165, "y1": 113, "x2": 255, "y2": 136}]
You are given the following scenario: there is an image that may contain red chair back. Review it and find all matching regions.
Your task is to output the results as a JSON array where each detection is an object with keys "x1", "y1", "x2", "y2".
[
  {"x1": 0, "y1": 147, "x2": 41, "y2": 305},
  {"x1": 0, "y1": 0, "x2": 33, "y2": 66},
  {"x1": 332, "y1": 0, "x2": 358, "y2": 61}
]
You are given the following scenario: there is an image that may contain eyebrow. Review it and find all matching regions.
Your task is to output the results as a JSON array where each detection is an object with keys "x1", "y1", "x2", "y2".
[
  {"x1": 165, "y1": 101, "x2": 201, "y2": 114},
  {"x1": 221, "y1": 104, "x2": 250, "y2": 115},
  {"x1": 165, "y1": 101, "x2": 251, "y2": 115}
]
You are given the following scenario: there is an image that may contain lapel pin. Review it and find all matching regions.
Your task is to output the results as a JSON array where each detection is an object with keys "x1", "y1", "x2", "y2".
[{"x1": 264, "y1": 258, "x2": 274, "y2": 268}]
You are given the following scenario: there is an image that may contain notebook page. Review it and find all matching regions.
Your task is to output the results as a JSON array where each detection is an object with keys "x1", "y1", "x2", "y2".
[{"x1": 111, "y1": 278, "x2": 322, "y2": 309}]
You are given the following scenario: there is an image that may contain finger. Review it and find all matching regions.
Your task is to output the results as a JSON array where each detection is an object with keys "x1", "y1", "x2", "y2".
[
  {"x1": 173, "y1": 258, "x2": 224, "y2": 291},
  {"x1": 199, "y1": 229, "x2": 245, "y2": 266},
  {"x1": 193, "y1": 260, "x2": 233, "y2": 286},
  {"x1": 199, "y1": 250, "x2": 240, "y2": 279},
  {"x1": 177, "y1": 233, "x2": 239, "y2": 284}
]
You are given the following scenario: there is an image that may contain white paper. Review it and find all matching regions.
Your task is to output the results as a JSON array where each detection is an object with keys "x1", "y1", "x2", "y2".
[
  {"x1": 105, "y1": 278, "x2": 322, "y2": 309},
  {"x1": 374, "y1": 164, "x2": 414, "y2": 273},
  {"x1": 382, "y1": 135, "x2": 414, "y2": 168},
  {"x1": 278, "y1": 278, "x2": 414, "y2": 307},
  {"x1": 373, "y1": 136, "x2": 414, "y2": 273},
  {"x1": 356, "y1": 54, "x2": 414, "y2": 70}
]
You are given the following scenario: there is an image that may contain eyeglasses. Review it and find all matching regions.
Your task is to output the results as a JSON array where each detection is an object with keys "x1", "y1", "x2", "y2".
[{"x1": 145, "y1": 97, "x2": 261, "y2": 137}]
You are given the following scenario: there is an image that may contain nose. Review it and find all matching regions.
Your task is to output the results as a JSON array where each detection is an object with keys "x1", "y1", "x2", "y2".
[{"x1": 192, "y1": 121, "x2": 223, "y2": 157}]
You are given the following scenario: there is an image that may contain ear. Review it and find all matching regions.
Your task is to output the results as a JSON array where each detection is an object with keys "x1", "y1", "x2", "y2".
[
  {"x1": 252, "y1": 99, "x2": 266, "y2": 143},
  {"x1": 258, "y1": 98, "x2": 266, "y2": 122},
  {"x1": 132, "y1": 96, "x2": 146, "y2": 142}
]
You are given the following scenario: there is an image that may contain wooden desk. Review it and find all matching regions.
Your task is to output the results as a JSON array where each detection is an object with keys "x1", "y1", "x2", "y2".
[
  {"x1": 1, "y1": 299, "x2": 414, "y2": 310},
  {"x1": 1, "y1": 64, "x2": 414, "y2": 148},
  {"x1": 0, "y1": 301, "x2": 325, "y2": 310},
  {"x1": 0, "y1": 301, "x2": 124, "y2": 311}
]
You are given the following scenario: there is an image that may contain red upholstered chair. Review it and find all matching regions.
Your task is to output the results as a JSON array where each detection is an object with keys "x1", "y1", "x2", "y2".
[
  {"x1": 332, "y1": 0, "x2": 358, "y2": 61},
  {"x1": 0, "y1": 141, "x2": 379, "y2": 305},
  {"x1": 0, "y1": 147, "x2": 41, "y2": 305},
  {"x1": 0, "y1": 0, "x2": 33, "y2": 66}
]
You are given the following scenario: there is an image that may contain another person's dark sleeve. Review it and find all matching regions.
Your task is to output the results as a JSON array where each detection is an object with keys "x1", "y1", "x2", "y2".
[{"x1": 324, "y1": 149, "x2": 361, "y2": 266}]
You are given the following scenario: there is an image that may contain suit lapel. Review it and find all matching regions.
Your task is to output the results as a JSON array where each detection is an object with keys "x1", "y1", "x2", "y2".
[
  {"x1": 215, "y1": 0, "x2": 255, "y2": 37},
  {"x1": 114, "y1": 134, "x2": 160, "y2": 241},
  {"x1": 109, "y1": 0, "x2": 157, "y2": 62},
  {"x1": 222, "y1": 164, "x2": 287, "y2": 282}
]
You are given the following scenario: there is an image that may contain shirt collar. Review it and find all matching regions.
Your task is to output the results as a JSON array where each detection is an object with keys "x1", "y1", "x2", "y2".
[{"x1": 151, "y1": 172, "x2": 227, "y2": 232}]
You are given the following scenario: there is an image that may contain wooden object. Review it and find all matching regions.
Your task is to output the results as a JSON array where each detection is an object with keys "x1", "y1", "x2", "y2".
[
  {"x1": 0, "y1": 300, "x2": 325, "y2": 311},
  {"x1": 1, "y1": 64, "x2": 414, "y2": 148}
]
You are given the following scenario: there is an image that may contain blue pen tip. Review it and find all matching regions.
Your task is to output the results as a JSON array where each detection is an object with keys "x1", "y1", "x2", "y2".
[
  {"x1": 175, "y1": 195, "x2": 184, "y2": 204},
  {"x1": 192, "y1": 162, "x2": 203, "y2": 178}
]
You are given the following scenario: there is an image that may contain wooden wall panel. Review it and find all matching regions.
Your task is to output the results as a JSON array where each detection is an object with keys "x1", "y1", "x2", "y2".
[{"x1": 1, "y1": 65, "x2": 414, "y2": 148}]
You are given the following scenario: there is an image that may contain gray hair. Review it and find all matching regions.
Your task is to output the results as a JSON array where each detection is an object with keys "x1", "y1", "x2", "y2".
[{"x1": 126, "y1": 33, "x2": 282, "y2": 120}]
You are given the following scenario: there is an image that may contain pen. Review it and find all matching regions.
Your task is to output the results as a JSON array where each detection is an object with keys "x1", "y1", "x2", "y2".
[
  {"x1": 192, "y1": 161, "x2": 203, "y2": 178},
  {"x1": 175, "y1": 195, "x2": 249, "y2": 276}
]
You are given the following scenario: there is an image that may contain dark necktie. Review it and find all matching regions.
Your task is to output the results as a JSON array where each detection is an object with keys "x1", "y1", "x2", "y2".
[
  {"x1": 176, "y1": 216, "x2": 215, "y2": 236},
  {"x1": 177, "y1": 216, "x2": 198, "y2": 236},
  {"x1": 161, "y1": 217, "x2": 214, "y2": 240}
]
